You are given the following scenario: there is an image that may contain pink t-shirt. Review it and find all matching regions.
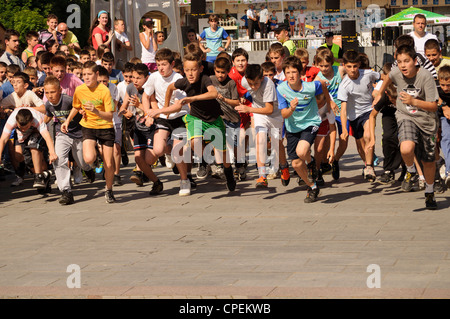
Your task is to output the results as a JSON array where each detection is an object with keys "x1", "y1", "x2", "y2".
[
  {"x1": 92, "y1": 26, "x2": 109, "y2": 50},
  {"x1": 60, "y1": 73, "x2": 83, "y2": 97}
]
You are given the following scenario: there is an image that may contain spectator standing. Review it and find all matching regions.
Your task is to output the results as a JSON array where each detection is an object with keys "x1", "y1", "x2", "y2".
[
  {"x1": 259, "y1": 5, "x2": 269, "y2": 38},
  {"x1": 408, "y1": 14, "x2": 438, "y2": 56},
  {"x1": 58, "y1": 23, "x2": 81, "y2": 55},
  {"x1": 247, "y1": 5, "x2": 257, "y2": 39},
  {"x1": 0, "y1": 29, "x2": 25, "y2": 71}
]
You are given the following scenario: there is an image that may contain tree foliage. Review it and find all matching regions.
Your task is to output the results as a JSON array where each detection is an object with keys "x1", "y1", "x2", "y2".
[{"x1": 0, "y1": 0, "x2": 90, "y2": 49}]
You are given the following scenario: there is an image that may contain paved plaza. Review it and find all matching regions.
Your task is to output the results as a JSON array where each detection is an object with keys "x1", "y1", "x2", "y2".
[{"x1": 1, "y1": 123, "x2": 450, "y2": 299}]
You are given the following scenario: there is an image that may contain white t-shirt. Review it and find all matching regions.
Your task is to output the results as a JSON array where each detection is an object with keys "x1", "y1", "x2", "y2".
[
  {"x1": 241, "y1": 76, "x2": 282, "y2": 122},
  {"x1": 0, "y1": 90, "x2": 44, "y2": 109},
  {"x1": 143, "y1": 71, "x2": 188, "y2": 119},
  {"x1": 409, "y1": 31, "x2": 438, "y2": 56},
  {"x1": 115, "y1": 31, "x2": 129, "y2": 44},
  {"x1": 247, "y1": 9, "x2": 256, "y2": 21},
  {"x1": 297, "y1": 13, "x2": 306, "y2": 24},
  {"x1": 337, "y1": 69, "x2": 380, "y2": 121},
  {"x1": 259, "y1": 8, "x2": 269, "y2": 23},
  {"x1": 140, "y1": 32, "x2": 156, "y2": 64},
  {"x1": 117, "y1": 81, "x2": 128, "y2": 102}
]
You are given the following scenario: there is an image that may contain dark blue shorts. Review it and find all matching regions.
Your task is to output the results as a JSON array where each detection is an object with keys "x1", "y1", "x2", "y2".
[
  {"x1": 286, "y1": 125, "x2": 319, "y2": 160},
  {"x1": 349, "y1": 110, "x2": 371, "y2": 140}
]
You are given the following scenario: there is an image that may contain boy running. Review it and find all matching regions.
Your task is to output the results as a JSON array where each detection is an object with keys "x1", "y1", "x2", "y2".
[{"x1": 61, "y1": 61, "x2": 116, "y2": 203}]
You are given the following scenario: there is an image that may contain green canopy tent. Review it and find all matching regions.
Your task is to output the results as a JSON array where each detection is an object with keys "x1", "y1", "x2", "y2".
[{"x1": 375, "y1": 6, "x2": 450, "y2": 27}]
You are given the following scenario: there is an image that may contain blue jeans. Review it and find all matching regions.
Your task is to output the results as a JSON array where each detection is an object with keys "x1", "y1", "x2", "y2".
[{"x1": 441, "y1": 116, "x2": 450, "y2": 175}]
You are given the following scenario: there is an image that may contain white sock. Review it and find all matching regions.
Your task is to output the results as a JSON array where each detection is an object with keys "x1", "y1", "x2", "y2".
[{"x1": 425, "y1": 183, "x2": 434, "y2": 193}]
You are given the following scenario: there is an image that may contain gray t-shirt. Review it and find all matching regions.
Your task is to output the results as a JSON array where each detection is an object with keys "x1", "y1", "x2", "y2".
[
  {"x1": 337, "y1": 69, "x2": 380, "y2": 121},
  {"x1": 241, "y1": 76, "x2": 282, "y2": 121},
  {"x1": 389, "y1": 66, "x2": 439, "y2": 135},
  {"x1": 210, "y1": 75, "x2": 240, "y2": 123},
  {"x1": 126, "y1": 83, "x2": 151, "y2": 132}
]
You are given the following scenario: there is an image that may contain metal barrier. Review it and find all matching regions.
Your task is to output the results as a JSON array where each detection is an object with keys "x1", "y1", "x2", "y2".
[{"x1": 201, "y1": 37, "x2": 325, "y2": 53}]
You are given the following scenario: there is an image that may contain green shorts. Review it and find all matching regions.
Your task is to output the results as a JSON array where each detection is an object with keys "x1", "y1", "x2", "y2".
[{"x1": 183, "y1": 114, "x2": 227, "y2": 151}]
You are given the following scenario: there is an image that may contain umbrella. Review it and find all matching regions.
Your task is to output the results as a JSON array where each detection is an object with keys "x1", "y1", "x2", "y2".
[{"x1": 376, "y1": 6, "x2": 450, "y2": 27}]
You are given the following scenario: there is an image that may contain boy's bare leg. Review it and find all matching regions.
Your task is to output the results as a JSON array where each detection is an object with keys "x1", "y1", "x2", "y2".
[
  {"x1": 101, "y1": 144, "x2": 115, "y2": 190},
  {"x1": 30, "y1": 148, "x2": 46, "y2": 174},
  {"x1": 134, "y1": 149, "x2": 158, "y2": 182},
  {"x1": 292, "y1": 140, "x2": 313, "y2": 187}
]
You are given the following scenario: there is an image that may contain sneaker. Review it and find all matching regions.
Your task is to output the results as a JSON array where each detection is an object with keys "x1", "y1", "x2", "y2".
[
  {"x1": 434, "y1": 178, "x2": 446, "y2": 194},
  {"x1": 105, "y1": 189, "x2": 116, "y2": 203},
  {"x1": 401, "y1": 172, "x2": 419, "y2": 192},
  {"x1": 364, "y1": 165, "x2": 376, "y2": 182},
  {"x1": 59, "y1": 190, "x2": 74, "y2": 205},
  {"x1": 373, "y1": 154, "x2": 380, "y2": 167},
  {"x1": 0, "y1": 165, "x2": 5, "y2": 181},
  {"x1": 84, "y1": 169, "x2": 96, "y2": 183},
  {"x1": 379, "y1": 171, "x2": 395, "y2": 184},
  {"x1": 33, "y1": 173, "x2": 46, "y2": 189},
  {"x1": 234, "y1": 164, "x2": 246, "y2": 181},
  {"x1": 332, "y1": 160, "x2": 340, "y2": 180},
  {"x1": 418, "y1": 176, "x2": 426, "y2": 190},
  {"x1": 256, "y1": 176, "x2": 268, "y2": 188},
  {"x1": 316, "y1": 169, "x2": 325, "y2": 186},
  {"x1": 149, "y1": 179, "x2": 163, "y2": 195},
  {"x1": 280, "y1": 167, "x2": 290, "y2": 186},
  {"x1": 320, "y1": 162, "x2": 332, "y2": 175},
  {"x1": 211, "y1": 165, "x2": 225, "y2": 179},
  {"x1": 445, "y1": 174, "x2": 450, "y2": 188},
  {"x1": 196, "y1": 163, "x2": 211, "y2": 180},
  {"x1": 165, "y1": 154, "x2": 175, "y2": 169},
  {"x1": 425, "y1": 192, "x2": 437, "y2": 210},
  {"x1": 95, "y1": 162, "x2": 104, "y2": 174},
  {"x1": 188, "y1": 174, "x2": 197, "y2": 189},
  {"x1": 113, "y1": 175, "x2": 122, "y2": 186},
  {"x1": 130, "y1": 171, "x2": 144, "y2": 186},
  {"x1": 179, "y1": 179, "x2": 191, "y2": 196},
  {"x1": 266, "y1": 168, "x2": 280, "y2": 180},
  {"x1": 304, "y1": 186, "x2": 320, "y2": 203},
  {"x1": 11, "y1": 175, "x2": 23, "y2": 187},
  {"x1": 307, "y1": 158, "x2": 317, "y2": 182},
  {"x1": 226, "y1": 174, "x2": 237, "y2": 192}
]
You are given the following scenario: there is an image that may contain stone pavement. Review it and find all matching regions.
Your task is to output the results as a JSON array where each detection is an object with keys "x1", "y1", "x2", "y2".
[{"x1": 1, "y1": 125, "x2": 450, "y2": 299}]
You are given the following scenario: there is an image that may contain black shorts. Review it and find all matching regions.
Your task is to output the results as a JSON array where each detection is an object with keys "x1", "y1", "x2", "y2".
[
  {"x1": 349, "y1": 110, "x2": 371, "y2": 140},
  {"x1": 133, "y1": 126, "x2": 156, "y2": 151},
  {"x1": 81, "y1": 127, "x2": 115, "y2": 147},
  {"x1": 286, "y1": 125, "x2": 319, "y2": 160},
  {"x1": 17, "y1": 131, "x2": 48, "y2": 169},
  {"x1": 155, "y1": 117, "x2": 186, "y2": 140}
]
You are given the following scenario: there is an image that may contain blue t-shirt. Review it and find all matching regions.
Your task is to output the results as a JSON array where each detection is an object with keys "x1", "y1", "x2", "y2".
[
  {"x1": 317, "y1": 65, "x2": 342, "y2": 113},
  {"x1": 200, "y1": 27, "x2": 229, "y2": 58},
  {"x1": 277, "y1": 80, "x2": 322, "y2": 133},
  {"x1": 241, "y1": 15, "x2": 248, "y2": 27},
  {"x1": 109, "y1": 69, "x2": 124, "y2": 85},
  {"x1": 1, "y1": 81, "x2": 14, "y2": 98}
]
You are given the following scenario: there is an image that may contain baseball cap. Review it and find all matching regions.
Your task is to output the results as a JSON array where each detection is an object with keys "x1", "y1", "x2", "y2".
[
  {"x1": 324, "y1": 31, "x2": 334, "y2": 38},
  {"x1": 274, "y1": 23, "x2": 289, "y2": 33}
]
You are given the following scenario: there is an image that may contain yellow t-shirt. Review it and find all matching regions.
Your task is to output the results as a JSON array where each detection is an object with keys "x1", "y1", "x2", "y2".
[
  {"x1": 63, "y1": 31, "x2": 79, "y2": 56},
  {"x1": 73, "y1": 83, "x2": 114, "y2": 129},
  {"x1": 435, "y1": 57, "x2": 450, "y2": 73}
]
